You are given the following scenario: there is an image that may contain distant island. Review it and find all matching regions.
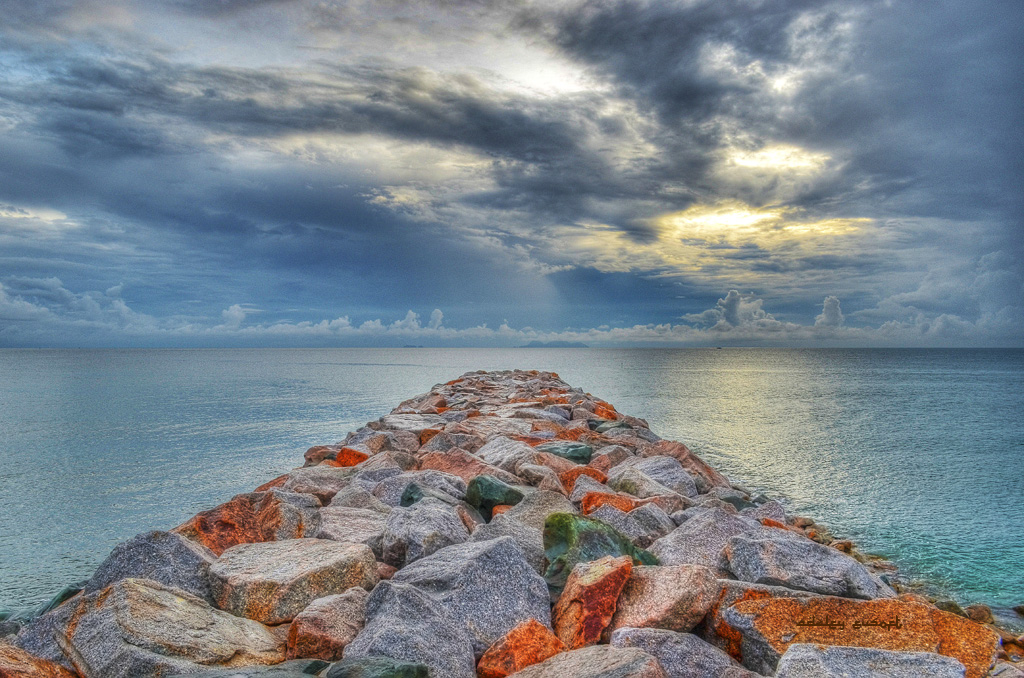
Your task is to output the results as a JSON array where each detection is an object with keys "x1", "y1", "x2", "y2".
[{"x1": 519, "y1": 340, "x2": 589, "y2": 348}]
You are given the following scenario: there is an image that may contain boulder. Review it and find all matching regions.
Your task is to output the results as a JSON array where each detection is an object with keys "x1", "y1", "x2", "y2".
[
  {"x1": 606, "y1": 466, "x2": 677, "y2": 500},
  {"x1": 0, "y1": 643, "x2": 76, "y2": 678},
  {"x1": 504, "y1": 644, "x2": 668, "y2": 677},
  {"x1": 84, "y1": 530, "x2": 217, "y2": 604},
  {"x1": 552, "y1": 556, "x2": 633, "y2": 649},
  {"x1": 477, "y1": 619, "x2": 567, "y2": 678},
  {"x1": 503, "y1": 491, "x2": 575, "y2": 531},
  {"x1": 535, "y1": 441, "x2": 593, "y2": 464},
  {"x1": 327, "y1": 486, "x2": 392, "y2": 514},
  {"x1": 648, "y1": 508, "x2": 755, "y2": 574},
  {"x1": 774, "y1": 643, "x2": 967, "y2": 677},
  {"x1": 325, "y1": 656, "x2": 429, "y2": 677},
  {"x1": 315, "y1": 507, "x2": 388, "y2": 558},
  {"x1": 580, "y1": 492, "x2": 646, "y2": 515},
  {"x1": 322, "y1": 448, "x2": 370, "y2": 468},
  {"x1": 377, "y1": 414, "x2": 446, "y2": 434},
  {"x1": 379, "y1": 497, "x2": 470, "y2": 567},
  {"x1": 418, "y1": 431, "x2": 486, "y2": 455},
  {"x1": 417, "y1": 448, "x2": 518, "y2": 484},
  {"x1": 286, "y1": 588, "x2": 369, "y2": 661},
  {"x1": 725, "y1": 531, "x2": 896, "y2": 600},
  {"x1": 399, "y1": 482, "x2": 486, "y2": 531},
  {"x1": 476, "y1": 437, "x2": 540, "y2": 474},
  {"x1": 721, "y1": 596, "x2": 1000, "y2": 678},
  {"x1": 20, "y1": 578, "x2": 283, "y2": 677},
  {"x1": 173, "y1": 490, "x2": 321, "y2": 556},
  {"x1": 470, "y1": 513, "x2": 547, "y2": 574},
  {"x1": 172, "y1": 659, "x2": 331, "y2": 677},
  {"x1": 517, "y1": 465, "x2": 567, "y2": 494},
  {"x1": 610, "y1": 628, "x2": 748, "y2": 678},
  {"x1": 611, "y1": 457, "x2": 698, "y2": 498},
  {"x1": 606, "y1": 565, "x2": 719, "y2": 639},
  {"x1": 304, "y1": 444, "x2": 343, "y2": 466},
  {"x1": 371, "y1": 471, "x2": 466, "y2": 507},
  {"x1": 344, "y1": 581, "x2": 477, "y2": 678},
  {"x1": 209, "y1": 539, "x2": 378, "y2": 624},
  {"x1": 466, "y1": 475, "x2": 526, "y2": 519},
  {"x1": 560, "y1": 468, "x2": 608, "y2": 494},
  {"x1": 542, "y1": 513, "x2": 658, "y2": 592},
  {"x1": 279, "y1": 468, "x2": 357, "y2": 504},
  {"x1": 741, "y1": 500, "x2": 787, "y2": 524},
  {"x1": 570, "y1": 475, "x2": 612, "y2": 504},
  {"x1": 587, "y1": 504, "x2": 676, "y2": 549},
  {"x1": 533, "y1": 451, "x2": 579, "y2": 476},
  {"x1": 638, "y1": 441, "x2": 731, "y2": 493},
  {"x1": 588, "y1": 446, "x2": 633, "y2": 475},
  {"x1": 391, "y1": 536, "x2": 551, "y2": 656}
]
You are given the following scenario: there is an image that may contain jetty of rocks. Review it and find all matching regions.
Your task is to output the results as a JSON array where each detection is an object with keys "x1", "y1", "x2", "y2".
[{"x1": 2, "y1": 369, "x2": 1022, "y2": 678}]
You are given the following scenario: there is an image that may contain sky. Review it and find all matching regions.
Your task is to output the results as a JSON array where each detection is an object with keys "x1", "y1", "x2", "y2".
[{"x1": 0, "y1": 0, "x2": 1021, "y2": 347}]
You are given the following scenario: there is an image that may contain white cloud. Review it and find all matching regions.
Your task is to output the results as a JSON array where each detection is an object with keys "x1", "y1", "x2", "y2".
[{"x1": 815, "y1": 295, "x2": 844, "y2": 327}]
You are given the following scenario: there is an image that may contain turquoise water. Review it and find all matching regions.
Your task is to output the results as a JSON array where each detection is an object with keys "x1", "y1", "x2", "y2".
[{"x1": 1, "y1": 348, "x2": 1022, "y2": 617}]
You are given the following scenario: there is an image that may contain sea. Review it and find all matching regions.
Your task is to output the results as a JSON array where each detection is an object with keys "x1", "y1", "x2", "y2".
[{"x1": 1, "y1": 348, "x2": 1022, "y2": 624}]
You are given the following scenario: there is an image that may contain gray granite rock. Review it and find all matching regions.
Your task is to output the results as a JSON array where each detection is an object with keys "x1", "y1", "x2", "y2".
[
  {"x1": 570, "y1": 474, "x2": 613, "y2": 503},
  {"x1": 325, "y1": 656, "x2": 430, "y2": 677},
  {"x1": 725, "y1": 531, "x2": 897, "y2": 599},
  {"x1": 315, "y1": 507, "x2": 389, "y2": 558},
  {"x1": 505, "y1": 644, "x2": 668, "y2": 677},
  {"x1": 380, "y1": 497, "x2": 470, "y2": 567},
  {"x1": 392, "y1": 536, "x2": 551, "y2": 656},
  {"x1": 280, "y1": 467, "x2": 356, "y2": 503},
  {"x1": 328, "y1": 485, "x2": 392, "y2": 514},
  {"x1": 36, "y1": 578, "x2": 283, "y2": 677},
  {"x1": 774, "y1": 643, "x2": 966, "y2": 677},
  {"x1": 504, "y1": 490, "x2": 576, "y2": 530},
  {"x1": 286, "y1": 588, "x2": 369, "y2": 661},
  {"x1": 170, "y1": 660, "x2": 331, "y2": 677},
  {"x1": 607, "y1": 466, "x2": 677, "y2": 500},
  {"x1": 85, "y1": 530, "x2": 217, "y2": 604},
  {"x1": 606, "y1": 565, "x2": 719, "y2": 638},
  {"x1": 209, "y1": 539, "x2": 378, "y2": 624},
  {"x1": 670, "y1": 507, "x2": 711, "y2": 525},
  {"x1": 649, "y1": 508, "x2": 755, "y2": 573},
  {"x1": 741, "y1": 500, "x2": 787, "y2": 524},
  {"x1": 470, "y1": 513, "x2": 547, "y2": 574},
  {"x1": 610, "y1": 628, "x2": 747, "y2": 678},
  {"x1": 371, "y1": 470, "x2": 467, "y2": 507},
  {"x1": 589, "y1": 503, "x2": 677, "y2": 549},
  {"x1": 377, "y1": 413, "x2": 446, "y2": 434},
  {"x1": 614, "y1": 457, "x2": 699, "y2": 498},
  {"x1": 344, "y1": 581, "x2": 477, "y2": 678},
  {"x1": 476, "y1": 436, "x2": 540, "y2": 474}
]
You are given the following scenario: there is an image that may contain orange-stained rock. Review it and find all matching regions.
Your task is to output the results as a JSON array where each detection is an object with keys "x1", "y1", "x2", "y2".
[
  {"x1": 477, "y1": 618, "x2": 566, "y2": 678},
  {"x1": 560, "y1": 467, "x2": 608, "y2": 494},
  {"x1": 723, "y1": 596, "x2": 1000, "y2": 678},
  {"x1": 592, "y1": 403, "x2": 619, "y2": 420},
  {"x1": 376, "y1": 562, "x2": 397, "y2": 580},
  {"x1": 553, "y1": 556, "x2": 632, "y2": 649},
  {"x1": 254, "y1": 474, "x2": 289, "y2": 492},
  {"x1": 897, "y1": 592, "x2": 933, "y2": 605},
  {"x1": 639, "y1": 440, "x2": 731, "y2": 491},
  {"x1": 417, "y1": 448, "x2": 520, "y2": 485},
  {"x1": 606, "y1": 565, "x2": 719, "y2": 640},
  {"x1": 172, "y1": 491, "x2": 317, "y2": 556},
  {"x1": 512, "y1": 435, "x2": 562, "y2": 448},
  {"x1": 534, "y1": 452, "x2": 578, "y2": 476},
  {"x1": 304, "y1": 444, "x2": 342, "y2": 466},
  {"x1": 419, "y1": 427, "x2": 444, "y2": 446},
  {"x1": 322, "y1": 447, "x2": 370, "y2": 468},
  {"x1": 285, "y1": 588, "x2": 369, "y2": 661},
  {"x1": 580, "y1": 492, "x2": 643, "y2": 516},
  {"x1": 0, "y1": 644, "x2": 78, "y2": 678},
  {"x1": 531, "y1": 420, "x2": 566, "y2": 436},
  {"x1": 491, "y1": 504, "x2": 514, "y2": 517}
]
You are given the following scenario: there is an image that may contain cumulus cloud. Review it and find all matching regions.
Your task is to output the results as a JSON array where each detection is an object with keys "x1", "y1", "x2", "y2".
[{"x1": 815, "y1": 296, "x2": 844, "y2": 327}]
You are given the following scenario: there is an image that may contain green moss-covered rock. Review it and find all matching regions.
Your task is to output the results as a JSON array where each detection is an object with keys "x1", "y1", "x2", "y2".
[
  {"x1": 465, "y1": 475, "x2": 525, "y2": 519},
  {"x1": 542, "y1": 513, "x2": 658, "y2": 592},
  {"x1": 326, "y1": 656, "x2": 430, "y2": 678},
  {"x1": 535, "y1": 441, "x2": 593, "y2": 464}
]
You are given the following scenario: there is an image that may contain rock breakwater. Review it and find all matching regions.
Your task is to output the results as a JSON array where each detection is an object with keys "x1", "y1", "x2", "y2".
[{"x1": 2, "y1": 369, "x2": 1021, "y2": 677}]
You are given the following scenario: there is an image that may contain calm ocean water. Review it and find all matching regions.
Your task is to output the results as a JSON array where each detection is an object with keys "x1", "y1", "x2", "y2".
[{"x1": 1, "y1": 348, "x2": 1022, "y2": 619}]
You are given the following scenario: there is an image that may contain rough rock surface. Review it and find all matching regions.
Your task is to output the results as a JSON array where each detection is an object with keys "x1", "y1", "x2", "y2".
[
  {"x1": 286, "y1": 587, "x2": 370, "y2": 661},
  {"x1": 84, "y1": 529, "x2": 218, "y2": 604},
  {"x1": 0, "y1": 643, "x2": 77, "y2": 678},
  {"x1": 173, "y1": 490, "x2": 321, "y2": 556},
  {"x1": 649, "y1": 508, "x2": 754, "y2": 573},
  {"x1": 209, "y1": 539, "x2": 378, "y2": 624},
  {"x1": 278, "y1": 468, "x2": 356, "y2": 504},
  {"x1": 417, "y1": 448, "x2": 519, "y2": 485},
  {"x1": 504, "y1": 644, "x2": 669, "y2": 678},
  {"x1": 325, "y1": 655, "x2": 429, "y2": 677},
  {"x1": 725, "y1": 531, "x2": 896, "y2": 600},
  {"x1": 477, "y1": 618, "x2": 567, "y2": 678},
  {"x1": 543, "y1": 513, "x2": 657, "y2": 592},
  {"x1": 371, "y1": 470, "x2": 466, "y2": 507},
  {"x1": 379, "y1": 497, "x2": 470, "y2": 567},
  {"x1": 553, "y1": 556, "x2": 633, "y2": 649},
  {"x1": 606, "y1": 565, "x2": 719, "y2": 639},
  {"x1": 774, "y1": 643, "x2": 967, "y2": 677},
  {"x1": 344, "y1": 581, "x2": 477, "y2": 678},
  {"x1": 503, "y1": 491, "x2": 575, "y2": 530},
  {"x1": 610, "y1": 627, "x2": 749, "y2": 678},
  {"x1": 171, "y1": 659, "x2": 331, "y2": 677},
  {"x1": 25, "y1": 578, "x2": 283, "y2": 677},
  {"x1": 470, "y1": 513, "x2": 547, "y2": 574},
  {"x1": 315, "y1": 507, "x2": 388, "y2": 557},
  {"x1": 722, "y1": 596, "x2": 999, "y2": 678},
  {"x1": 391, "y1": 536, "x2": 551, "y2": 656}
]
